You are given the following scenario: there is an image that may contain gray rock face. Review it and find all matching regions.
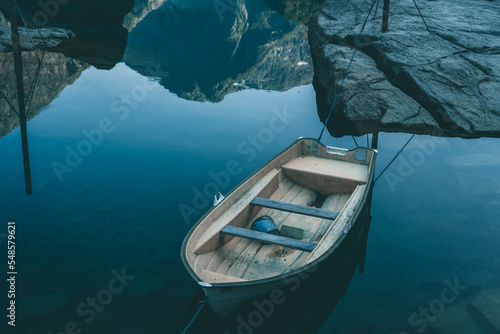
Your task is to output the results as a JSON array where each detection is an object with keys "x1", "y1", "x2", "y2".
[
  {"x1": 122, "y1": 0, "x2": 167, "y2": 32},
  {"x1": 308, "y1": 0, "x2": 500, "y2": 138},
  {"x1": 313, "y1": 43, "x2": 440, "y2": 135},
  {"x1": 0, "y1": 26, "x2": 74, "y2": 52}
]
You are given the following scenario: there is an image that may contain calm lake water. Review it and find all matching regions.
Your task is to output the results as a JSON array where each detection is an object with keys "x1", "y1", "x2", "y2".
[{"x1": 1, "y1": 1, "x2": 499, "y2": 333}]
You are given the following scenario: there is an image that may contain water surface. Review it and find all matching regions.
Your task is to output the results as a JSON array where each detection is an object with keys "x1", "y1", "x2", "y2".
[{"x1": 0, "y1": 1, "x2": 499, "y2": 334}]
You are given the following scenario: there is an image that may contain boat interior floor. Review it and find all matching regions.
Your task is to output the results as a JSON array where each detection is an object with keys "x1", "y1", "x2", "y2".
[{"x1": 198, "y1": 174, "x2": 352, "y2": 282}]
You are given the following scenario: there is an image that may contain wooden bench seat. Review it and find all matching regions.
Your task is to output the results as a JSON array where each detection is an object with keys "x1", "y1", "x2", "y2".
[
  {"x1": 281, "y1": 156, "x2": 368, "y2": 194},
  {"x1": 251, "y1": 197, "x2": 339, "y2": 220},
  {"x1": 282, "y1": 156, "x2": 368, "y2": 183},
  {"x1": 193, "y1": 169, "x2": 280, "y2": 255},
  {"x1": 220, "y1": 225, "x2": 317, "y2": 252}
]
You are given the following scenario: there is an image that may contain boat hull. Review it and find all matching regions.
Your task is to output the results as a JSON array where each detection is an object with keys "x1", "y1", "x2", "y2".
[
  {"x1": 181, "y1": 137, "x2": 377, "y2": 315},
  {"x1": 200, "y1": 196, "x2": 371, "y2": 315}
]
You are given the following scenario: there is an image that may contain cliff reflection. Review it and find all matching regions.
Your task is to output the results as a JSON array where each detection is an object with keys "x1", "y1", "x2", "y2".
[
  {"x1": 124, "y1": 0, "x2": 314, "y2": 102},
  {"x1": 0, "y1": 0, "x2": 134, "y2": 69},
  {"x1": 0, "y1": 51, "x2": 87, "y2": 138}
]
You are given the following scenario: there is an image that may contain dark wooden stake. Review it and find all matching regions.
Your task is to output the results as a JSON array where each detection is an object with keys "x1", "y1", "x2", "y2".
[
  {"x1": 358, "y1": 180, "x2": 374, "y2": 274},
  {"x1": 371, "y1": 132, "x2": 379, "y2": 150},
  {"x1": 10, "y1": 1, "x2": 32, "y2": 195},
  {"x1": 382, "y1": 0, "x2": 390, "y2": 32},
  {"x1": 367, "y1": 132, "x2": 378, "y2": 215}
]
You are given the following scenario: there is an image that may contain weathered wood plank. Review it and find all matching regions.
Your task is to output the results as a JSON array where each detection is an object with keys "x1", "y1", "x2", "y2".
[
  {"x1": 194, "y1": 169, "x2": 280, "y2": 255},
  {"x1": 225, "y1": 181, "x2": 313, "y2": 278},
  {"x1": 218, "y1": 177, "x2": 297, "y2": 276},
  {"x1": 221, "y1": 225, "x2": 317, "y2": 252},
  {"x1": 251, "y1": 197, "x2": 339, "y2": 220}
]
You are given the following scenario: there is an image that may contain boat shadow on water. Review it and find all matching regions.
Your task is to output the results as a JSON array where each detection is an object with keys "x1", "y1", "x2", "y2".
[{"x1": 184, "y1": 201, "x2": 373, "y2": 334}]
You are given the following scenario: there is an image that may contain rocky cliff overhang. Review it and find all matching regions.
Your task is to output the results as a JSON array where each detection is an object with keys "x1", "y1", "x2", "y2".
[
  {"x1": 308, "y1": 0, "x2": 500, "y2": 138},
  {"x1": 0, "y1": 0, "x2": 134, "y2": 69}
]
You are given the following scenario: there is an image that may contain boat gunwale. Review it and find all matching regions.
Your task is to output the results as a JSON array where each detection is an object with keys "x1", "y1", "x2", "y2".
[{"x1": 180, "y1": 137, "x2": 377, "y2": 289}]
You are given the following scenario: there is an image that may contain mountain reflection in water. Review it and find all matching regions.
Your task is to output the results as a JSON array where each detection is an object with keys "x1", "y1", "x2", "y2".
[
  {"x1": 124, "y1": 0, "x2": 314, "y2": 102},
  {"x1": 0, "y1": 0, "x2": 317, "y2": 138}
]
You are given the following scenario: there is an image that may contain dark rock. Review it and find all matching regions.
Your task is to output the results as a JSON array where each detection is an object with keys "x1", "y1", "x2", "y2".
[
  {"x1": 312, "y1": 43, "x2": 439, "y2": 136},
  {"x1": 0, "y1": 0, "x2": 134, "y2": 36},
  {"x1": 48, "y1": 32, "x2": 129, "y2": 70},
  {"x1": 308, "y1": 0, "x2": 500, "y2": 138},
  {"x1": 0, "y1": 0, "x2": 134, "y2": 69}
]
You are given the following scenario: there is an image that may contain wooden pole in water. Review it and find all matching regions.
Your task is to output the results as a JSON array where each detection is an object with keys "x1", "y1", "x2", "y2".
[
  {"x1": 371, "y1": 132, "x2": 379, "y2": 150},
  {"x1": 367, "y1": 132, "x2": 378, "y2": 215},
  {"x1": 382, "y1": 0, "x2": 390, "y2": 32},
  {"x1": 10, "y1": 1, "x2": 33, "y2": 195},
  {"x1": 358, "y1": 132, "x2": 378, "y2": 274}
]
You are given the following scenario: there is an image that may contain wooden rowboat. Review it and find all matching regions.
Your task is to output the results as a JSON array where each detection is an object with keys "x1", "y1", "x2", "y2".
[{"x1": 181, "y1": 137, "x2": 377, "y2": 315}]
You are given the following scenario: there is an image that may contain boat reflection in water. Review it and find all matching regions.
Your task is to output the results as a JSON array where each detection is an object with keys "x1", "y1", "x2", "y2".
[{"x1": 184, "y1": 194, "x2": 373, "y2": 334}]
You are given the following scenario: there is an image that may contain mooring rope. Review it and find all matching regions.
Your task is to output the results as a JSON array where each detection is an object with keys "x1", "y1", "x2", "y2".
[
  {"x1": 352, "y1": 135, "x2": 359, "y2": 147},
  {"x1": 372, "y1": 0, "x2": 382, "y2": 20},
  {"x1": 18, "y1": 0, "x2": 48, "y2": 45},
  {"x1": 24, "y1": 49, "x2": 45, "y2": 118},
  {"x1": 180, "y1": 299, "x2": 207, "y2": 334},
  {"x1": 13, "y1": 0, "x2": 41, "y2": 61},
  {"x1": 317, "y1": 0, "x2": 378, "y2": 142},
  {"x1": 411, "y1": 0, "x2": 435, "y2": 35},
  {"x1": 373, "y1": 134, "x2": 415, "y2": 183}
]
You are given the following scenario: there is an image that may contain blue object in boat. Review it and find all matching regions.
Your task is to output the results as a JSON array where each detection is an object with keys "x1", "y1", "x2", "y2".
[{"x1": 251, "y1": 216, "x2": 280, "y2": 235}]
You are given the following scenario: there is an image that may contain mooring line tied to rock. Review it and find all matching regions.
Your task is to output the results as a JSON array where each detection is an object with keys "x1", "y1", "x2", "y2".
[{"x1": 317, "y1": 0, "x2": 379, "y2": 142}]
